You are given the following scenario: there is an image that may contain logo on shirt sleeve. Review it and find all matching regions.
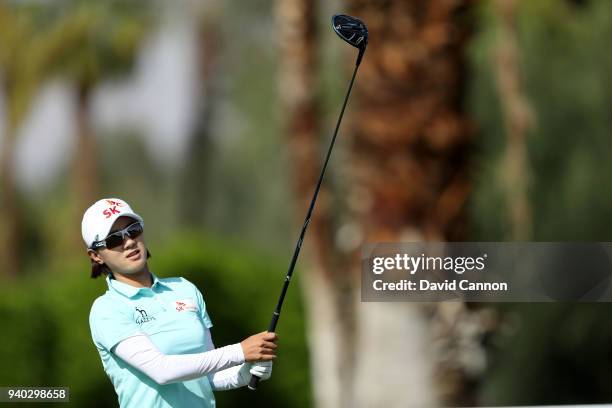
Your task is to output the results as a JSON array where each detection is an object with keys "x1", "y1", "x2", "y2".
[{"x1": 172, "y1": 299, "x2": 198, "y2": 312}]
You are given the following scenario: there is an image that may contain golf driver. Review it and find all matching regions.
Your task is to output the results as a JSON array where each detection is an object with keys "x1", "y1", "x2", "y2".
[{"x1": 248, "y1": 13, "x2": 368, "y2": 391}]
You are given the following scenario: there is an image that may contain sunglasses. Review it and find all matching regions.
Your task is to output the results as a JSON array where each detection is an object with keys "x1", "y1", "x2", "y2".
[{"x1": 91, "y1": 222, "x2": 144, "y2": 250}]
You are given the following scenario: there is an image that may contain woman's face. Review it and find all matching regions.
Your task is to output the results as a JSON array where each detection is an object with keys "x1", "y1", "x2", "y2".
[{"x1": 87, "y1": 216, "x2": 148, "y2": 276}]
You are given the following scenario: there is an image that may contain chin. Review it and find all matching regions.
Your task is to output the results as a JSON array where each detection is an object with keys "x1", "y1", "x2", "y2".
[{"x1": 122, "y1": 261, "x2": 147, "y2": 275}]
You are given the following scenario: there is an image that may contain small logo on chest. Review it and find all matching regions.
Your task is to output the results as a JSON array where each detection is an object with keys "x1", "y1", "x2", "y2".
[
  {"x1": 135, "y1": 307, "x2": 156, "y2": 324},
  {"x1": 173, "y1": 299, "x2": 198, "y2": 312}
]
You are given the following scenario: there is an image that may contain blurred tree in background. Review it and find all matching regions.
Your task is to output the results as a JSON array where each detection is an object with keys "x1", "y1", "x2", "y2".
[
  {"x1": 278, "y1": 0, "x2": 484, "y2": 406},
  {"x1": 58, "y1": 0, "x2": 150, "y2": 246},
  {"x1": 179, "y1": 1, "x2": 221, "y2": 228},
  {"x1": 4, "y1": 0, "x2": 612, "y2": 407},
  {"x1": 471, "y1": 0, "x2": 612, "y2": 405},
  {"x1": 274, "y1": 0, "x2": 341, "y2": 407},
  {"x1": 491, "y1": 0, "x2": 533, "y2": 241},
  {"x1": 344, "y1": 1, "x2": 480, "y2": 406},
  {"x1": 0, "y1": 0, "x2": 150, "y2": 276},
  {"x1": 0, "y1": 3, "x2": 90, "y2": 277}
]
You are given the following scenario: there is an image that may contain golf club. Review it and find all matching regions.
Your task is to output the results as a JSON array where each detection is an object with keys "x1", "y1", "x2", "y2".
[{"x1": 248, "y1": 13, "x2": 368, "y2": 391}]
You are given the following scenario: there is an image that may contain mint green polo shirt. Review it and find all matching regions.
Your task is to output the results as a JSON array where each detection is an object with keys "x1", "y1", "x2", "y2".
[{"x1": 89, "y1": 273, "x2": 215, "y2": 408}]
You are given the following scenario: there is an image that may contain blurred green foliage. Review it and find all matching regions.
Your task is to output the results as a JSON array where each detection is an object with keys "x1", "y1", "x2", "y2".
[
  {"x1": 0, "y1": 235, "x2": 311, "y2": 407},
  {"x1": 469, "y1": 0, "x2": 612, "y2": 241},
  {"x1": 5, "y1": 0, "x2": 612, "y2": 406},
  {"x1": 469, "y1": 0, "x2": 612, "y2": 405}
]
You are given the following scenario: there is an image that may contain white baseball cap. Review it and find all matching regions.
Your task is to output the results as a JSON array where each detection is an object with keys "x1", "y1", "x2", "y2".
[{"x1": 81, "y1": 198, "x2": 144, "y2": 249}]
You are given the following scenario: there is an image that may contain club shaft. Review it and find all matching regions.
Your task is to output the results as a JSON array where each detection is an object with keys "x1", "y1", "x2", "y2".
[
  {"x1": 248, "y1": 59, "x2": 361, "y2": 391},
  {"x1": 272, "y1": 61, "x2": 359, "y2": 330}
]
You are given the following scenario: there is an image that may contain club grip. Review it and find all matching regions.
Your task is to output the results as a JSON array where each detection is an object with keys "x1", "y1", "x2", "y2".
[{"x1": 248, "y1": 374, "x2": 261, "y2": 391}]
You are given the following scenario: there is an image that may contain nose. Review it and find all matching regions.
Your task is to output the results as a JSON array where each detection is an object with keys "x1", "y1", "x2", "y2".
[{"x1": 123, "y1": 234, "x2": 137, "y2": 249}]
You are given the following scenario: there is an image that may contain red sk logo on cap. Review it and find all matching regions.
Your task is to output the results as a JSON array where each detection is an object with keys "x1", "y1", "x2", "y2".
[{"x1": 102, "y1": 200, "x2": 124, "y2": 219}]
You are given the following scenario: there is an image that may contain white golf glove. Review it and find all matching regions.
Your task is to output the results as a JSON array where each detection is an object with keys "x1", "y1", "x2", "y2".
[{"x1": 238, "y1": 361, "x2": 273, "y2": 384}]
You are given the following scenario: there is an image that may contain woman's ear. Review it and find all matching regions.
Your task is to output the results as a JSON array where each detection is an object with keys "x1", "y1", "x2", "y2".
[{"x1": 87, "y1": 249, "x2": 104, "y2": 265}]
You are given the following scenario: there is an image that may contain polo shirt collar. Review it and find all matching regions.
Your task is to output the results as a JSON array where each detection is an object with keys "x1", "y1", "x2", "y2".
[{"x1": 106, "y1": 272, "x2": 169, "y2": 298}]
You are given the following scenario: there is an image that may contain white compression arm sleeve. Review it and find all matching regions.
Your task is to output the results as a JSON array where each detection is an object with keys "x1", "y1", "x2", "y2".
[
  {"x1": 208, "y1": 365, "x2": 250, "y2": 391},
  {"x1": 113, "y1": 332, "x2": 244, "y2": 385},
  {"x1": 204, "y1": 329, "x2": 251, "y2": 390}
]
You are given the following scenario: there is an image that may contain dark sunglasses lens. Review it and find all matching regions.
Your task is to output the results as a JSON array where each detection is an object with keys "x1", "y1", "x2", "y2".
[
  {"x1": 127, "y1": 223, "x2": 143, "y2": 238},
  {"x1": 105, "y1": 234, "x2": 124, "y2": 249},
  {"x1": 101, "y1": 223, "x2": 143, "y2": 249}
]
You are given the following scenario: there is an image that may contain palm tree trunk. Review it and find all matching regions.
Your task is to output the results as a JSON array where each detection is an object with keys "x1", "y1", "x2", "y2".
[
  {"x1": 275, "y1": 0, "x2": 351, "y2": 406},
  {"x1": 73, "y1": 83, "x2": 97, "y2": 210},
  {"x1": 180, "y1": 10, "x2": 219, "y2": 226},
  {"x1": 0, "y1": 74, "x2": 24, "y2": 277},
  {"x1": 493, "y1": 0, "x2": 533, "y2": 240},
  {"x1": 346, "y1": 1, "x2": 479, "y2": 406},
  {"x1": 70, "y1": 82, "x2": 99, "y2": 252},
  {"x1": 0, "y1": 124, "x2": 20, "y2": 277},
  {"x1": 279, "y1": 0, "x2": 483, "y2": 406}
]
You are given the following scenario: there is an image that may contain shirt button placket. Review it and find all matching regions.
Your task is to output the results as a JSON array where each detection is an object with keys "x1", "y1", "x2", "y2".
[{"x1": 153, "y1": 289, "x2": 166, "y2": 311}]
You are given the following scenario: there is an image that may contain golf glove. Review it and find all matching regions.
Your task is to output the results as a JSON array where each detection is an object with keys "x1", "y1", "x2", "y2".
[
  {"x1": 208, "y1": 361, "x2": 272, "y2": 390},
  {"x1": 240, "y1": 361, "x2": 273, "y2": 383}
]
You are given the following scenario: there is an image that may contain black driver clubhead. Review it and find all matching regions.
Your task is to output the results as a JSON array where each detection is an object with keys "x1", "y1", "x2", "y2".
[{"x1": 332, "y1": 14, "x2": 368, "y2": 65}]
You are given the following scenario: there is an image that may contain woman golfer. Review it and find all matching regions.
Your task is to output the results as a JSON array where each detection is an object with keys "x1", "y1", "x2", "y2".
[{"x1": 83, "y1": 198, "x2": 277, "y2": 407}]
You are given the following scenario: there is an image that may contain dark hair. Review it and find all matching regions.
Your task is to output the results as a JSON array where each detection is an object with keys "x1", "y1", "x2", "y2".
[{"x1": 91, "y1": 250, "x2": 152, "y2": 279}]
